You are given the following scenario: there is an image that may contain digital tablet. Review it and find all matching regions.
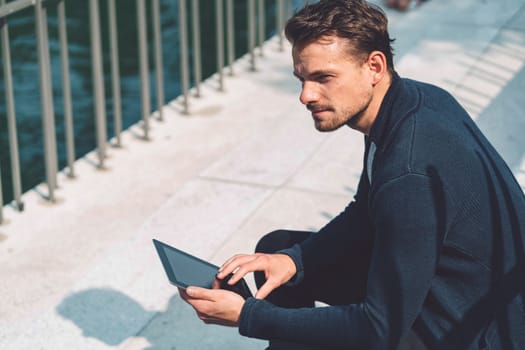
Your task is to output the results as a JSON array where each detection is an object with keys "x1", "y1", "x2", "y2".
[{"x1": 153, "y1": 239, "x2": 253, "y2": 299}]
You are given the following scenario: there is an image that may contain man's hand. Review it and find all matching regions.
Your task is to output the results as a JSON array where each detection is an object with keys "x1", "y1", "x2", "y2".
[
  {"x1": 178, "y1": 286, "x2": 245, "y2": 327},
  {"x1": 217, "y1": 253, "x2": 297, "y2": 299}
]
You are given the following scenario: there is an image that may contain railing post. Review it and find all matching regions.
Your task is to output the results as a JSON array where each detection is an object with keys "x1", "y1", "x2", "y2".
[
  {"x1": 215, "y1": 0, "x2": 224, "y2": 90},
  {"x1": 58, "y1": 0, "x2": 75, "y2": 178},
  {"x1": 89, "y1": 0, "x2": 107, "y2": 168},
  {"x1": 277, "y1": 0, "x2": 284, "y2": 51},
  {"x1": 1, "y1": 2, "x2": 23, "y2": 211},
  {"x1": 191, "y1": 0, "x2": 201, "y2": 97},
  {"x1": 178, "y1": 0, "x2": 190, "y2": 114},
  {"x1": 257, "y1": 0, "x2": 264, "y2": 57},
  {"x1": 152, "y1": 0, "x2": 164, "y2": 120},
  {"x1": 42, "y1": 0, "x2": 58, "y2": 193},
  {"x1": 0, "y1": 6, "x2": 5, "y2": 222},
  {"x1": 137, "y1": 0, "x2": 150, "y2": 139},
  {"x1": 226, "y1": 0, "x2": 234, "y2": 76},
  {"x1": 108, "y1": 0, "x2": 122, "y2": 146},
  {"x1": 248, "y1": 0, "x2": 256, "y2": 71},
  {"x1": 35, "y1": 0, "x2": 58, "y2": 201},
  {"x1": 0, "y1": 166, "x2": 3, "y2": 223}
]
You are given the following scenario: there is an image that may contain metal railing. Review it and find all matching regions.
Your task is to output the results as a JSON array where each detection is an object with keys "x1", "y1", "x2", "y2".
[{"x1": 0, "y1": 0, "x2": 297, "y2": 224}]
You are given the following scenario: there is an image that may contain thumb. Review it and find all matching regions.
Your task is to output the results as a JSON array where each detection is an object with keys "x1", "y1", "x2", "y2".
[
  {"x1": 186, "y1": 286, "x2": 213, "y2": 300},
  {"x1": 254, "y1": 280, "x2": 278, "y2": 300}
]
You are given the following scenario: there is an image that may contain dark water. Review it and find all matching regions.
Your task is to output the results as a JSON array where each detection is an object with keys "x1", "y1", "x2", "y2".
[{"x1": 0, "y1": 0, "x2": 279, "y2": 204}]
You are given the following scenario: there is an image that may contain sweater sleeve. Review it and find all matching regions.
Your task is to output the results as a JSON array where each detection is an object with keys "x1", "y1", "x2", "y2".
[
  {"x1": 299, "y1": 170, "x2": 373, "y2": 278},
  {"x1": 239, "y1": 174, "x2": 441, "y2": 349}
]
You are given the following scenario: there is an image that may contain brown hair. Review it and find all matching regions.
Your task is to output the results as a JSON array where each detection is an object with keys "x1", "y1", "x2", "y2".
[{"x1": 285, "y1": 0, "x2": 395, "y2": 71}]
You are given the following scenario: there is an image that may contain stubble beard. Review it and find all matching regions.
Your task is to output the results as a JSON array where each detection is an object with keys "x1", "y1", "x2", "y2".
[
  {"x1": 346, "y1": 106, "x2": 368, "y2": 130},
  {"x1": 314, "y1": 115, "x2": 345, "y2": 132},
  {"x1": 310, "y1": 91, "x2": 373, "y2": 132},
  {"x1": 314, "y1": 105, "x2": 367, "y2": 132}
]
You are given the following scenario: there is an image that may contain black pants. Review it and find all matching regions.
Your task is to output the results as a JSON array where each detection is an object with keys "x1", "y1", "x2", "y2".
[{"x1": 254, "y1": 229, "x2": 372, "y2": 350}]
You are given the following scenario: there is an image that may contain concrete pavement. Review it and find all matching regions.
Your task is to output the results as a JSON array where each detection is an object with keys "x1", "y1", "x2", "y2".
[{"x1": 1, "y1": 0, "x2": 524, "y2": 349}]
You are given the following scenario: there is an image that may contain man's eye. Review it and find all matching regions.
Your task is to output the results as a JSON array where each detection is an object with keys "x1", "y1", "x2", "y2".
[{"x1": 317, "y1": 75, "x2": 331, "y2": 82}]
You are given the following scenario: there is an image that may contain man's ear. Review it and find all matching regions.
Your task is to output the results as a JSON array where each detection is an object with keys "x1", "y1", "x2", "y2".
[{"x1": 367, "y1": 51, "x2": 388, "y2": 85}]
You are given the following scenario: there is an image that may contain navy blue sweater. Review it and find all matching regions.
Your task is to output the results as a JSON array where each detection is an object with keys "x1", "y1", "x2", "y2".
[{"x1": 238, "y1": 75, "x2": 525, "y2": 349}]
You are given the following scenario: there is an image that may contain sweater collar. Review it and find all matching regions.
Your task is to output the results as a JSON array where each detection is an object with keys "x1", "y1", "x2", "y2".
[{"x1": 368, "y1": 72, "x2": 402, "y2": 148}]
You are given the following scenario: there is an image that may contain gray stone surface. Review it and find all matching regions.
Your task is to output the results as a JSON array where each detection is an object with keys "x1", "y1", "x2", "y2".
[{"x1": 1, "y1": 1, "x2": 524, "y2": 349}]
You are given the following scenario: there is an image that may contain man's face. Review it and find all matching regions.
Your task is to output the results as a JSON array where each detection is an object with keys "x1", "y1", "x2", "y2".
[{"x1": 293, "y1": 36, "x2": 375, "y2": 133}]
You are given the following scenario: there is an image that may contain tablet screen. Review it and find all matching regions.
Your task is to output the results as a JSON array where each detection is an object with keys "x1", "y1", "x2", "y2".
[
  {"x1": 153, "y1": 239, "x2": 253, "y2": 299},
  {"x1": 155, "y1": 239, "x2": 218, "y2": 288}
]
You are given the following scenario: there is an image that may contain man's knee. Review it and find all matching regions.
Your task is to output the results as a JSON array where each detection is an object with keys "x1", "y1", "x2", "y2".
[
  {"x1": 254, "y1": 230, "x2": 316, "y2": 307},
  {"x1": 255, "y1": 230, "x2": 312, "y2": 254},
  {"x1": 255, "y1": 230, "x2": 290, "y2": 254}
]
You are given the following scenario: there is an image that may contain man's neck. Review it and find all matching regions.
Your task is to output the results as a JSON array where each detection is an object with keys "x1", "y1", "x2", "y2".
[{"x1": 351, "y1": 72, "x2": 393, "y2": 136}]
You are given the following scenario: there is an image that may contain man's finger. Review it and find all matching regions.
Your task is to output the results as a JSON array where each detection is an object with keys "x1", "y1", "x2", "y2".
[
  {"x1": 219, "y1": 254, "x2": 247, "y2": 271},
  {"x1": 219, "y1": 254, "x2": 254, "y2": 273},
  {"x1": 254, "y1": 280, "x2": 279, "y2": 300},
  {"x1": 217, "y1": 254, "x2": 259, "y2": 279},
  {"x1": 186, "y1": 286, "x2": 215, "y2": 300},
  {"x1": 226, "y1": 262, "x2": 259, "y2": 285},
  {"x1": 226, "y1": 255, "x2": 268, "y2": 285},
  {"x1": 178, "y1": 287, "x2": 191, "y2": 301},
  {"x1": 199, "y1": 315, "x2": 224, "y2": 325}
]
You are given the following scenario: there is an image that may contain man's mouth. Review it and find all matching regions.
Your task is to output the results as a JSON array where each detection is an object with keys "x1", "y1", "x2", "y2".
[{"x1": 307, "y1": 104, "x2": 332, "y2": 118}]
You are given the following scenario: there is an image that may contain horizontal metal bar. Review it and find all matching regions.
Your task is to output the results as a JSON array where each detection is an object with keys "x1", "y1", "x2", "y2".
[{"x1": 0, "y1": 0, "x2": 37, "y2": 18}]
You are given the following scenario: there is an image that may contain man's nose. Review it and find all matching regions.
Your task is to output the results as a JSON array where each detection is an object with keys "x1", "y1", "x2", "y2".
[{"x1": 299, "y1": 82, "x2": 319, "y2": 105}]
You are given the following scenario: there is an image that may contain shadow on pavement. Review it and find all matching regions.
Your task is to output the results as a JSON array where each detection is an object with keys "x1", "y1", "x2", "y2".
[{"x1": 57, "y1": 288, "x2": 264, "y2": 349}]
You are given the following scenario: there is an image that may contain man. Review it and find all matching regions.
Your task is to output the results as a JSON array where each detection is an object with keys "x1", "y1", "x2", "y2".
[{"x1": 179, "y1": 0, "x2": 525, "y2": 349}]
